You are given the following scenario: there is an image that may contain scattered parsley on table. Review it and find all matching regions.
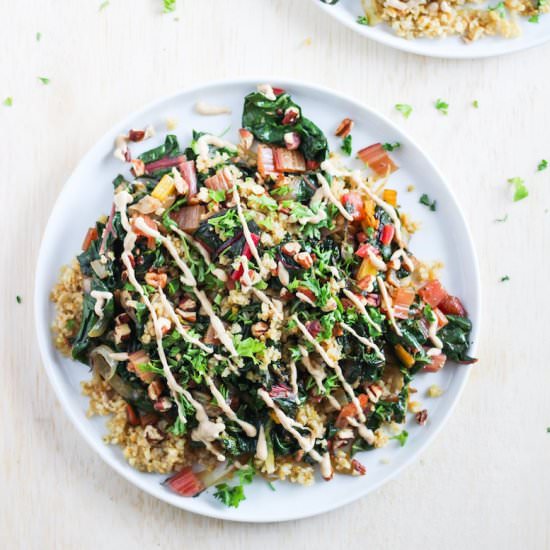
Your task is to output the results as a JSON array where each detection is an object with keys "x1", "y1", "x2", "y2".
[
  {"x1": 16, "y1": 295, "x2": 22, "y2": 304},
  {"x1": 500, "y1": 275, "x2": 510, "y2": 282},
  {"x1": 391, "y1": 430, "x2": 409, "y2": 447},
  {"x1": 419, "y1": 193, "x2": 437, "y2": 211},
  {"x1": 38, "y1": 77, "x2": 50, "y2": 85},
  {"x1": 472, "y1": 100, "x2": 479, "y2": 108},
  {"x1": 356, "y1": 15, "x2": 369, "y2": 25},
  {"x1": 395, "y1": 104, "x2": 413, "y2": 119},
  {"x1": 36, "y1": 32, "x2": 42, "y2": 41},
  {"x1": 508, "y1": 177, "x2": 528, "y2": 202},
  {"x1": 163, "y1": 0, "x2": 176, "y2": 13},
  {"x1": 99, "y1": 0, "x2": 109, "y2": 10},
  {"x1": 537, "y1": 159, "x2": 548, "y2": 171},
  {"x1": 488, "y1": 2, "x2": 506, "y2": 17},
  {"x1": 3, "y1": 97, "x2": 13, "y2": 107},
  {"x1": 435, "y1": 99, "x2": 449, "y2": 115}
]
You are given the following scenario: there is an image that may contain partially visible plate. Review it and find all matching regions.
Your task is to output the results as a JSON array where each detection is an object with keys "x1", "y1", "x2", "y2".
[
  {"x1": 34, "y1": 78, "x2": 480, "y2": 522},
  {"x1": 313, "y1": 0, "x2": 550, "y2": 58}
]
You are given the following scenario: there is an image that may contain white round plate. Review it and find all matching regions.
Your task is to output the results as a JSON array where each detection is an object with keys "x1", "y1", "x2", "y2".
[
  {"x1": 35, "y1": 78, "x2": 480, "y2": 522},
  {"x1": 314, "y1": 0, "x2": 550, "y2": 58}
]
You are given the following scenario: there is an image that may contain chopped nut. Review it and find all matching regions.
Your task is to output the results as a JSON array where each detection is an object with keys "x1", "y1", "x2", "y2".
[
  {"x1": 131, "y1": 159, "x2": 145, "y2": 177},
  {"x1": 415, "y1": 409, "x2": 428, "y2": 425},
  {"x1": 177, "y1": 310, "x2": 197, "y2": 323},
  {"x1": 335, "y1": 117, "x2": 354, "y2": 138},
  {"x1": 321, "y1": 297, "x2": 337, "y2": 312},
  {"x1": 114, "y1": 323, "x2": 131, "y2": 345},
  {"x1": 281, "y1": 241, "x2": 301, "y2": 256},
  {"x1": 282, "y1": 106, "x2": 300, "y2": 125},
  {"x1": 147, "y1": 380, "x2": 164, "y2": 401},
  {"x1": 128, "y1": 129, "x2": 145, "y2": 142},
  {"x1": 251, "y1": 321, "x2": 269, "y2": 338},
  {"x1": 144, "y1": 271, "x2": 168, "y2": 289},
  {"x1": 366, "y1": 384, "x2": 383, "y2": 404},
  {"x1": 284, "y1": 132, "x2": 301, "y2": 150},
  {"x1": 178, "y1": 297, "x2": 197, "y2": 312},
  {"x1": 351, "y1": 458, "x2": 366, "y2": 476},
  {"x1": 143, "y1": 425, "x2": 165, "y2": 444},
  {"x1": 153, "y1": 397, "x2": 173, "y2": 413},
  {"x1": 294, "y1": 251, "x2": 313, "y2": 269}
]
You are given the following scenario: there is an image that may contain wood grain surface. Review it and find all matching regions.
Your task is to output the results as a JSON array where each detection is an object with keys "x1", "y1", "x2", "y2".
[{"x1": 1, "y1": 1, "x2": 549, "y2": 548}]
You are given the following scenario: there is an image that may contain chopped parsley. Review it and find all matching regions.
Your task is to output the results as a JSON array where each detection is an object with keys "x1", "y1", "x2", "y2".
[
  {"x1": 419, "y1": 193, "x2": 437, "y2": 211},
  {"x1": 38, "y1": 77, "x2": 50, "y2": 85},
  {"x1": 234, "y1": 336, "x2": 266, "y2": 365},
  {"x1": 488, "y1": 1, "x2": 506, "y2": 17},
  {"x1": 248, "y1": 194, "x2": 278, "y2": 211},
  {"x1": 341, "y1": 134, "x2": 353, "y2": 156},
  {"x1": 163, "y1": 0, "x2": 176, "y2": 13},
  {"x1": 382, "y1": 142, "x2": 401, "y2": 152},
  {"x1": 395, "y1": 104, "x2": 413, "y2": 119},
  {"x1": 99, "y1": 0, "x2": 109, "y2": 10},
  {"x1": 472, "y1": 100, "x2": 479, "y2": 108},
  {"x1": 435, "y1": 99, "x2": 449, "y2": 115},
  {"x1": 207, "y1": 209, "x2": 240, "y2": 239},
  {"x1": 36, "y1": 32, "x2": 42, "y2": 42},
  {"x1": 500, "y1": 275, "x2": 510, "y2": 282},
  {"x1": 213, "y1": 465, "x2": 255, "y2": 508},
  {"x1": 494, "y1": 213, "x2": 508, "y2": 222},
  {"x1": 528, "y1": 14, "x2": 539, "y2": 22},
  {"x1": 391, "y1": 430, "x2": 409, "y2": 447},
  {"x1": 508, "y1": 177, "x2": 528, "y2": 202},
  {"x1": 537, "y1": 159, "x2": 548, "y2": 172},
  {"x1": 208, "y1": 189, "x2": 226, "y2": 203},
  {"x1": 65, "y1": 319, "x2": 77, "y2": 331},
  {"x1": 3, "y1": 97, "x2": 13, "y2": 107},
  {"x1": 356, "y1": 15, "x2": 369, "y2": 25},
  {"x1": 16, "y1": 295, "x2": 22, "y2": 304}
]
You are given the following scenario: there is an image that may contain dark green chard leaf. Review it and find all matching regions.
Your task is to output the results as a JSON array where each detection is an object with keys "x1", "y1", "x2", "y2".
[
  {"x1": 138, "y1": 134, "x2": 180, "y2": 164},
  {"x1": 242, "y1": 90, "x2": 328, "y2": 163},
  {"x1": 438, "y1": 315, "x2": 476, "y2": 363}
]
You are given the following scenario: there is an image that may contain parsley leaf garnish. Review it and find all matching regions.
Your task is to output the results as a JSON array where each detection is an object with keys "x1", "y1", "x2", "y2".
[
  {"x1": 248, "y1": 194, "x2": 278, "y2": 211},
  {"x1": 391, "y1": 430, "x2": 409, "y2": 447},
  {"x1": 419, "y1": 193, "x2": 437, "y2": 211},
  {"x1": 213, "y1": 465, "x2": 255, "y2": 508},
  {"x1": 16, "y1": 295, "x2": 22, "y2": 304},
  {"x1": 395, "y1": 104, "x2": 413, "y2": 119},
  {"x1": 36, "y1": 32, "x2": 42, "y2": 42},
  {"x1": 207, "y1": 209, "x2": 240, "y2": 239},
  {"x1": 208, "y1": 189, "x2": 226, "y2": 203},
  {"x1": 341, "y1": 134, "x2": 352, "y2": 156},
  {"x1": 356, "y1": 15, "x2": 369, "y2": 25},
  {"x1": 488, "y1": 2, "x2": 506, "y2": 17},
  {"x1": 234, "y1": 336, "x2": 266, "y2": 364},
  {"x1": 38, "y1": 77, "x2": 50, "y2": 85},
  {"x1": 500, "y1": 275, "x2": 510, "y2": 282},
  {"x1": 163, "y1": 0, "x2": 176, "y2": 13},
  {"x1": 3, "y1": 97, "x2": 13, "y2": 107},
  {"x1": 99, "y1": 0, "x2": 109, "y2": 10},
  {"x1": 435, "y1": 99, "x2": 449, "y2": 115},
  {"x1": 537, "y1": 159, "x2": 548, "y2": 171},
  {"x1": 382, "y1": 142, "x2": 401, "y2": 151},
  {"x1": 472, "y1": 100, "x2": 479, "y2": 108},
  {"x1": 528, "y1": 14, "x2": 539, "y2": 22},
  {"x1": 508, "y1": 177, "x2": 528, "y2": 202}
]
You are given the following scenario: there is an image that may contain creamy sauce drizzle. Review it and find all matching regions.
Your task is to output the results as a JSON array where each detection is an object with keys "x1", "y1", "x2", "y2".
[
  {"x1": 299, "y1": 345, "x2": 341, "y2": 410},
  {"x1": 196, "y1": 134, "x2": 237, "y2": 162},
  {"x1": 341, "y1": 289, "x2": 382, "y2": 332},
  {"x1": 341, "y1": 322, "x2": 385, "y2": 361},
  {"x1": 204, "y1": 375, "x2": 257, "y2": 437},
  {"x1": 293, "y1": 315, "x2": 365, "y2": 422},
  {"x1": 428, "y1": 317, "x2": 443, "y2": 349},
  {"x1": 233, "y1": 186, "x2": 263, "y2": 268},
  {"x1": 255, "y1": 424, "x2": 268, "y2": 461},
  {"x1": 377, "y1": 276, "x2": 402, "y2": 336},
  {"x1": 317, "y1": 173, "x2": 354, "y2": 221},
  {"x1": 90, "y1": 290, "x2": 113, "y2": 319},
  {"x1": 257, "y1": 389, "x2": 322, "y2": 462}
]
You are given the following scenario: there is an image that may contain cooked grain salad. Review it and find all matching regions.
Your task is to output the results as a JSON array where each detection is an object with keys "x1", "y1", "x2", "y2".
[
  {"x1": 51, "y1": 85, "x2": 476, "y2": 507},
  {"x1": 321, "y1": 0, "x2": 549, "y2": 43}
]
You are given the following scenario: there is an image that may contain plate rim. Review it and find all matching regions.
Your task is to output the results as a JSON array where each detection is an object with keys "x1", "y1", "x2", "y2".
[
  {"x1": 312, "y1": 0, "x2": 550, "y2": 59},
  {"x1": 34, "y1": 76, "x2": 481, "y2": 523}
]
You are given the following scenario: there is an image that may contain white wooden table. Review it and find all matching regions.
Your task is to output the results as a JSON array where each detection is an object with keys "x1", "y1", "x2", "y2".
[{"x1": 1, "y1": 1, "x2": 549, "y2": 548}]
